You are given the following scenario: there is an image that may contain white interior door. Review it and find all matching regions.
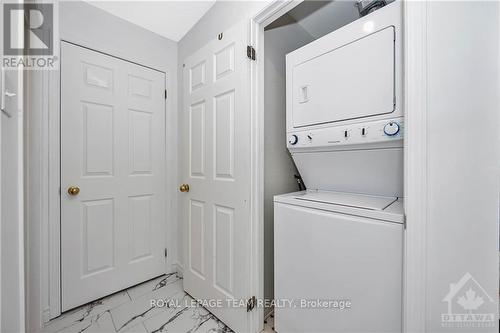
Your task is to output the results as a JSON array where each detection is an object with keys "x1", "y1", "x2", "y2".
[
  {"x1": 61, "y1": 42, "x2": 166, "y2": 311},
  {"x1": 181, "y1": 21, "x2": 252, "y2": 333}
]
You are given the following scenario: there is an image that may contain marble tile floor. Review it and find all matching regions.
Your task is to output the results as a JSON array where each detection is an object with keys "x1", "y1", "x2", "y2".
[
  {"x1": 262, "y1": 314, "x2": 274, "y2": 333},
  {"x1": 42, "y1": 273, "x2": 275, "y2": 333}
]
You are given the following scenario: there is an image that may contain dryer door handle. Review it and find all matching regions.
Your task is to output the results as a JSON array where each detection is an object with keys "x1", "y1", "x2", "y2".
[{"x1": 299, "y1": 85, "x2": 310, "y2": 104}]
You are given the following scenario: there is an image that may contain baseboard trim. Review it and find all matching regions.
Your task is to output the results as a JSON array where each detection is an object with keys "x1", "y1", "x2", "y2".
[{"x1": 173, "y1": 261, "x2": 184, "y2": 278}]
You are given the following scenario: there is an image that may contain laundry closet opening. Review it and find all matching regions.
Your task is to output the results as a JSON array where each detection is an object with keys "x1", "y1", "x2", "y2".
[{"x1": 261, "y1": 0, "x2": 402, "y2": 328}]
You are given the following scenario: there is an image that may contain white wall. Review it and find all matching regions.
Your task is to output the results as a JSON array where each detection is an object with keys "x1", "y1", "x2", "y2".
[
  {"x1": 425, "y1": 1, "x2": 499, "y2": 331},
  {"x1": 25, "y1": 1, "x2": 178, "y2": 330},
  {"x1": 60, "y1": 1, "x2": 177, "y2": 73},
  {"x1": 176, "y1": 0, "x2": 270, "y2": 268},
  {"x1": 263, "y1": 14, "x2": 313, "y2": 313},
  {"x1": 1, "y1": 3, "x2": 25, "y2": 330}
]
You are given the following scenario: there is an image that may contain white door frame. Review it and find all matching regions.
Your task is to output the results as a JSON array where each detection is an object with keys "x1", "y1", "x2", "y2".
[
  {"x1": 29, "y1": 40, "x2": 173, "y2": 325},
  {"x1": 248, "y1": 2, "x2": 302, "y2": 332},
  {"x1": 248, "y1": 1, "x2": 429, "y2": 332},
  {"x1": 0, "y1": 5, "x2": 25, "y2": 331},
  {"x1": 1, "y1": 60, "x2": 26, "y2": 333},
  {"x1": 401, "y1": 1, "x2": 429, "y2": 332}
]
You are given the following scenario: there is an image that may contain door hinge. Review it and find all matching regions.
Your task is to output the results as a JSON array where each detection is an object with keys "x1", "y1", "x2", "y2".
[
  {"x1": 403, "y1": 214, "x2": 407, "y2": 230},
  {"x1": 247, "y1": 45, "x2": 256, "y2": 61},
  {"x1": 246, "y1": 296, "x2": 256, "y2": 312},
  {"x1": 164, "y1": 89, "x2": 168, "y2": 100},
  {"x1": 164, "y1": 248, "x2": 168, "y2": 258}
]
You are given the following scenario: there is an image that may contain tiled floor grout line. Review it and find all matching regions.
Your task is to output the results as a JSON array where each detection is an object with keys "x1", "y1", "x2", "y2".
[{"x1": 109, "y1": 308, "x2": 119, "y2": 332}]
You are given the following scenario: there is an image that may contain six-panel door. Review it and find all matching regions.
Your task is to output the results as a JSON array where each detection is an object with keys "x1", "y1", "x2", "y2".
[
  {"x1": 61, "y1": 42, "x2": 166, "y2": 311},
  {"x1": 181, "y1": 21, "x2": 251, "y2": 333}
]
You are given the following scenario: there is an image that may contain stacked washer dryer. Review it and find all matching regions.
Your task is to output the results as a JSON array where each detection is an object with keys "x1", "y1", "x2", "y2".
[{"x1": 274, "y1": 2, "x2": 404, "y2": 332}]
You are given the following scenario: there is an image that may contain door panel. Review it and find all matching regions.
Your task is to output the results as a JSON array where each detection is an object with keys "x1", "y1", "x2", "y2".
[
  {"x1": 189, "y1": 101, "x2": 206, "y2": 178},
  {"x1": 82, "y1": 199, "x2": 114, "y2": 275},
  {"x1": 128, "y1": 195, "x2": 153, "y2": 261},
  {"x1": 189, "y1": 199, "x2": 206, "y2": 277},
  {"x1": 82, "y1": 102, "x2": 114, "y2": 176},
  {"x1": 214, "y1": 90, "x2": 235, "y2": 180},
  {"x1": 129, "y1": 110, "x2": 153, "y2": 174},
  {"x1": 61, "y1": 42, "x2": 166, "y2": 311},
  {"x1": 214, "y1": 205, "x2": 234, "y2": 294},
  {"x1": 181, "y1": 21, "x2": 251, "y2": 333}
]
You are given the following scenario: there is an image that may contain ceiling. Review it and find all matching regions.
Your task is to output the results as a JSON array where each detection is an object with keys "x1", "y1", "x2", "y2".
[{"x1": 86, "y1": 1, "x2": 216, "y2": 42}]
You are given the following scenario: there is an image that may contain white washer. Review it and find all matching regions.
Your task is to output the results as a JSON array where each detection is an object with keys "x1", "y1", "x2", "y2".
[{"x1": 274, "y1": 190, "x2": 403, "y2": 333}]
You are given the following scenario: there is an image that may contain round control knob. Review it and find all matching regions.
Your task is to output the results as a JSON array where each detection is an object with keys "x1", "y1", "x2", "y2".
[
  {"x1": 288, "y1": 134, "x2": 298, "y2": 145},
  {"x1": 383, "y1": 122, "x2": 400, "y2": 136}
]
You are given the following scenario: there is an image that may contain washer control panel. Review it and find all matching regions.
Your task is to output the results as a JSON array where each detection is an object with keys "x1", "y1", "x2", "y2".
[{"x1": 287, "y1": 117, "x2": 404, "y2": 148}]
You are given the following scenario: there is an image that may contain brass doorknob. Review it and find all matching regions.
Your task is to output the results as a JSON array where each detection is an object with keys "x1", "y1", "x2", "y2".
[
  {"x1": 67, "y1": 186, "x2": 80, "y2": 196},
  {"x1": 179, "y1": 184, "x2": 190, "y2": 193}
]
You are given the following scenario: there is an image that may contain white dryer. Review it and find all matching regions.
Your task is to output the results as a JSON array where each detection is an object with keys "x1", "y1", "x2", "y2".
[{"x1": 274, "y1": 191, "x2": 403, "y2": 332}]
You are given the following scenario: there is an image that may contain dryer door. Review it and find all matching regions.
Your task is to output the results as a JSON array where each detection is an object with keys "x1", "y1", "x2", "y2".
[{"x1": 289, "y1": 26, "x2": 395, "y2": 128}]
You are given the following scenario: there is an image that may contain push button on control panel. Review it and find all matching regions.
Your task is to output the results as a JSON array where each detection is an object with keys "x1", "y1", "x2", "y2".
[{"x1": 383, "y1": 122, "x2": 400, "y2": 136}]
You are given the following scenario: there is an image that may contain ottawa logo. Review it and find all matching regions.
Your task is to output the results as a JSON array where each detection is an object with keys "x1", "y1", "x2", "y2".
[{"x1": 441, "y1": 272, "x2": 495, "y2": 328}]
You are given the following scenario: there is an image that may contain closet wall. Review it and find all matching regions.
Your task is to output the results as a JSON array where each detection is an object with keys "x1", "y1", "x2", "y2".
[
  {"x1": 424, "y1": 2, "x2": 499, "y2": 330},
  {"x1": 263, "y1": 14, "x2": 312, "y2": 311}
]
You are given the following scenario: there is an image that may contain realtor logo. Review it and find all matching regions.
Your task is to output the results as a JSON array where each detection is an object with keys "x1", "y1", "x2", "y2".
[
  {"x1": 441, "y1": 272, "x2": 495, "y2": 328},
  {"x1": 4, "y1": 3, "x2": 53, "y2": 55},
  {"x1": 2, "y1": 2, "x2": 58, "y2": 69}
]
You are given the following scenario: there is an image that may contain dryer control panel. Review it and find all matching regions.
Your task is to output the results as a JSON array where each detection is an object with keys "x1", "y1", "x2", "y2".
[{"x1": 287, "y1": 117, "x2": 403, "y2": 149}]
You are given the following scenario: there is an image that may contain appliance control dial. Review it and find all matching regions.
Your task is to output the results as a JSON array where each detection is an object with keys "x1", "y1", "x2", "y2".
[
  {"x1": 383, "y1": 122, "x2": 400, "y2": 136},
  {"x1": 288, "y1": 134, "x2": 298, "y2": 145}
]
